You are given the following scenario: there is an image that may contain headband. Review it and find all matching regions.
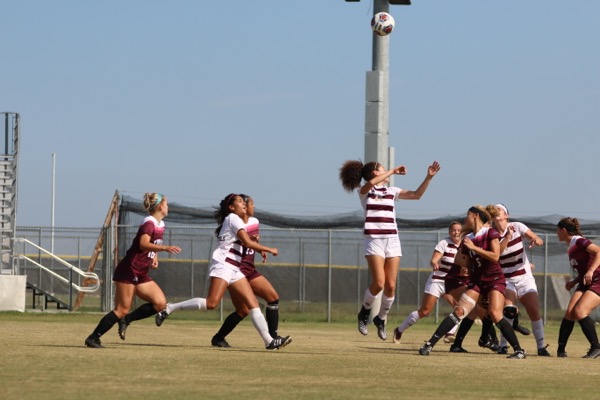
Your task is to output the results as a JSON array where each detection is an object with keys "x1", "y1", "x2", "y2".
[
  {"x1": 495, "y1": 203, "x2": 509, "y2": 216},
  {"x1": 149, "y1": 193, "x2": 163, "y2": 211},
  {"x1": 468, "y1": 206, "x2": 489, "y2": 223}
]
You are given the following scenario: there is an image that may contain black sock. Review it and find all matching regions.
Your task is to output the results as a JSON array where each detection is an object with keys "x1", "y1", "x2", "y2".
[
  {"x1": 512, "y1": 312, "x2": 520, "y2": 328},
  {"x1": 123, "y1": 303, "x2": 156, "y2": 324},
  {"x1": 488, "y1": 324, "x2": 499, "y2": 343},
  {"x1": 214, "y1": 312, "x2": 245, "y2": 340},
  {"x1": 266, "y1": 300, "x2": 279, "y2": 338},
  {"x1": 479, "y1": 317, "x2": 494, "y2": 343},
  {"x1": 453, "y1": 317, "x2": 474, "y2": 347},
  {"x1": 496, "y1": 319, "x2": 522, "y2": 351},
  {"x1": 91, "y1": 311, "x2": 120, "y2": 338},
  {"x1": 558, "y1": 318, "x2": 575, "y2": 353},
  {"x1": 428, "y1": 314, "x2": 460, "y2": 347},
  {"x1": 578, "y1": 316, "x2": 600, "y2": 348}
]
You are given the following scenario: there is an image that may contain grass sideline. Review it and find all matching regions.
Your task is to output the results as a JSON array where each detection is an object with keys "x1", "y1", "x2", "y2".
[{"x1": 1, "y1": 312, "x2": 599, "y2": 400}]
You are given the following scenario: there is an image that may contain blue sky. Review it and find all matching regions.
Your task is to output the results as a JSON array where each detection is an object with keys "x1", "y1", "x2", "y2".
[{"x1": 2, "y1": 1, "x2": 599, "y2": 227}]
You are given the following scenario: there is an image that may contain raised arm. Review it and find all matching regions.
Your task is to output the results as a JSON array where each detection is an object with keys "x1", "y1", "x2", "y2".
[{"x1": 397, "y1": 161, "x2": 441, "y2": 200}]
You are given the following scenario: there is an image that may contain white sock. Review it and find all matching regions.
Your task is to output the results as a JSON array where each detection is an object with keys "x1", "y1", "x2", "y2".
[
  {"x1": 249, "y1": 307, "x2": 272, "y2": 346},
  {"x1": 448, "y1": 323, "x2": 459, "y2": 335},
  {"x1": 166, "y1": 298, "x2": 206, "y2": 314},
  {"x1": 377, "y1": 295, "x2": 395, "y2": 320},
  {"x1": 398, "y1": 310, "x2": 420, "y2": 333},
  {"x1": 532, "y1": 319, "x2": 545, "y2": 349},
  {"x1": 362, "y1": 288, "x2": 380, "y2": 310}
]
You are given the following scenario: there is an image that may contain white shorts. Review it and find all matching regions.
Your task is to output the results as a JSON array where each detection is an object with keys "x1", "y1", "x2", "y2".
[
  {"x1": 423, "y1": 274, "x2": 445, "y2": 298},
  {"x1": 364, "y1": 236, "x2": 402, "y2": 258},
  {"x1": 209, "y1": 261, "x2": 247, "y2": 285},
  {"x1": 506, "y1": 272, "x2": 538, "y2": 298}
]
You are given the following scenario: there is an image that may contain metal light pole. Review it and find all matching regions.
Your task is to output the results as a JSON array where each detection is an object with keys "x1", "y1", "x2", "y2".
[{"x1": 349, "y1": 0, "x2": 410, "y2": 182}]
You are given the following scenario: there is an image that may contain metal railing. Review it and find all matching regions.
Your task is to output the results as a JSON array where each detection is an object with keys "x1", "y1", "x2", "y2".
[{"x1": 12, "y1": 238, "x2": 100, "y2": 309}]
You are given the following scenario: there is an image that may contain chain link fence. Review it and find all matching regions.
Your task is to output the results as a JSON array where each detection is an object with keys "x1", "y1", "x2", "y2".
[{"x1": 15, "y1": 225, "x2": 597, "y2": 323}]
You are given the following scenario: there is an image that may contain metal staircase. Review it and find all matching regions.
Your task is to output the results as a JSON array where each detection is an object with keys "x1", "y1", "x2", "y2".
[{"x1": 0, "y1": 112, "x2": 19, "y2": 275}]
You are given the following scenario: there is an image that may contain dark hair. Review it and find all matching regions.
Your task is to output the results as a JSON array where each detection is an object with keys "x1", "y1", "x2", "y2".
[
  {"x1": 214, "y1": 193, "x2": 239, "y2": 237},
  {"x1": 339, "y1": 160, "x2": 379, "y2": 192},
  {"x1": 468, "y1": 205, "x2": 492, "y2": 224},
  {"x1": 239, "y1": 193, "x2": 251, "y2": 203},
  {"x1": 558, "y1": 217, "x2": 581, "y2": 236}
]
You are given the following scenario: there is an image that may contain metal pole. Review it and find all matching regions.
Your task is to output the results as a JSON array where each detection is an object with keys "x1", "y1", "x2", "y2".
[
  {"x1": 51, "y1": 153, "x2": 56, "y2": 254},
  {"x1": 365, "y1": 0, "x2": 392, "y2": 175}
]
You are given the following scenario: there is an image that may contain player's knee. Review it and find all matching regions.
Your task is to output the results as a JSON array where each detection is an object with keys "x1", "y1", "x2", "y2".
[{"x1": 503, "y1": 305, "x2": 518, "y2": 320}]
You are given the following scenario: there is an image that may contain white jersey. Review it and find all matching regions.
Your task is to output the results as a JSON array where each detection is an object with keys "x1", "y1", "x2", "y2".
[
  {"x1": 498, "y1": 221, "x2": 532, "y2": 278},
  {"x1": 211, "y1": 213, "x2": 246, "y2": 268},
  {"x1": 359, "y1": 185, "x2": 402, "y2": 238},
  {"x1": 431, "y1": 237, "x2": 460, "y2": 282}
]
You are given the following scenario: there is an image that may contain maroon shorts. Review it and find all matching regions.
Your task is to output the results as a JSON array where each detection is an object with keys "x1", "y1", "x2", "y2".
[
  {"x1": 467, "y1": 278, "x2": 506, "y2": 297},
  {"x1": 445, "y1": 275, "x2": 469, "y2": 294},
  {"x1": 113, "y1": 264, "x2": 153, "y2": 285},
  {"x1": 576, "y1": 277, "x2": 600, "y2": 297},
  {"x1": 240, "y1": 263, "x2": 262, "y2": 282}
]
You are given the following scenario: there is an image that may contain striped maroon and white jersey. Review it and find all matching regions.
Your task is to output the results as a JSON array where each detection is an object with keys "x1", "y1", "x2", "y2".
[
  {"x1": 359, "y1": 185, "x2": 402, "y2": 238},
  {"x1": 432, "y1": 237, "x2": 460, "y2": 281},
  {"x1": 498, "y1": 222, "x2": 532, "y2": 278},
  {"x1": 212, "y1": 213, "x2": 246, "y2": 268}
]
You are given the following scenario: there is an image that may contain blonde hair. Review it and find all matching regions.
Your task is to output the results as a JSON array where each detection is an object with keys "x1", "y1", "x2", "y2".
[{"x1": 143, "y1": 193, "x2": 163, "y2": 212}]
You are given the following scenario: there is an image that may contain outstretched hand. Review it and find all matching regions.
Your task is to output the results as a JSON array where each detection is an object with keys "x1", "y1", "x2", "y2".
[{"x1": 427, "y1": 161, "x2": 441, "y2": 178}]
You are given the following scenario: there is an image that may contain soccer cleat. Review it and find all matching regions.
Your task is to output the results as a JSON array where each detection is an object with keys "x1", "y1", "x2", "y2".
[
  {"x1": 118, "y1": 319, "x2": 129, "y2": 341},
  {"x1": 392, "y1": 327, "x2": 403, "y2": 344},
  {"x1": 85, "y1": 335, "x2": 104, "y2": 348},
  {"x1": 449, "y1": 345, "x2": 468, "y2": 353},
  {"x1": 419, "y1": 341, "x2": 433, "y2": 356},
  {"x1": 557, "y1": 351, "x2": 568, "y2": 358},
  {"x1": 372, "y1": 315, "x2": 387, "y2": 341},
  {"x1": 266, "y1": 335, "x2": 292, "y2": 350},
  {"x1": 478, "y1": 336, "x2": 499, "y2": 352},
  {"x1": 443, "y1": 333, "x2": 456, "y2": 344},
  {"x1": 582, "y1": 347, "x2": 600, "y2": 359},
  {"x1": 507, "y1": 349, "x2": 526, "y2": 359},
  {"x1": 155, "y1": 309, "x2": 169, "y2": 327},
  {"x1": 357, "y1": 310, "x2": 369, "y2": 336},
  {"x1": 497, "y1": 346, "x2": 509, "y2": 355},
  {"x1": 211, "y1": 336, "x2": 232, "y2": 348},
  {"x1": 514, "y1": 324, "x2": 531, "y2": 336},
  {"x1": 537, "y1": 345, "x2": 551, "y2": 357}
]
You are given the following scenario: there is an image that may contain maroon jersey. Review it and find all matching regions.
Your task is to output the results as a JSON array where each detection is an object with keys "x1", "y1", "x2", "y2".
[
  {"x1": 239, "y1": 216, "x2": 263, "y2": 281},
  {"x1": 567, "y1": 235, "x2": 600, "y2": 286},
  {"x1": 466, "y1": 226, "x2": 504, "y2": 284},
  {"x1": 115, "y1": 216, "x2": 165, "y2": 279}
]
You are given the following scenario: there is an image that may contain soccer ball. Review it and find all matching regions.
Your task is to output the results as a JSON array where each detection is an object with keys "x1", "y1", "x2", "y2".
[{"x1": 371, "y1": 12, "x2": 395, "y2": 36}]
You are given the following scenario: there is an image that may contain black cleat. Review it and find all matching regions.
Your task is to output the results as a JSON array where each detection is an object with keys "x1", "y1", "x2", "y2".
[
  {"x1": 478, "y1": 336, "x2": 499, "y2": 352},
  {"x1": 449, "y1": 344, "x2": 469, "y2": 353},
  {"x1": 372, "y1": 315, "x2": 387, "y2": 341},
  {"x1": 266, "y1": 335, "x2": 292, "y2": 350},
  {"x1": 497, "y1": 346, "x2": 509, "y2": 355},
  {"x1": 155, "y1": 309, "x2": 169, "y2": 327},
  {"x1": 392, "y1": 327, "x2": 403, "y2": 344},
  {"x1": 537, "y1": 345, "x2": 551, "y2": 357},
  {"x1": 557, "y1": 351, "x2": 568, "y2": 358},
  {"x1": 514, "y1": 324, "x2": 531, "y2": 336},
  {"x1": 582, "y1": 347, "x2": 600, "y2": 359},
  {"x1": 419, "y1": 341, "x2": 433, "y2": 356},
  {"x1": 211, "y1": 336, "x2": 232, "y2": 348},
  {"x1": 85, "y1": 335, "x2": 104, "y2": 348},
  {"x1": 118, "y1": 320, "x2": 129, "y2": 341},
  {"x1": 507, "y1": 349, "x2": 526, "y2": 359},
  {"x1": 357, "y1": 310, "x2": 369, "y2": 336}
]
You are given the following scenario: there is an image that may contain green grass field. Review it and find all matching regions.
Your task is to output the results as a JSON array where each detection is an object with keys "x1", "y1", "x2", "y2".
[{"x1": 1, "y1": 312, "x2": 599, "y2": 400}]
